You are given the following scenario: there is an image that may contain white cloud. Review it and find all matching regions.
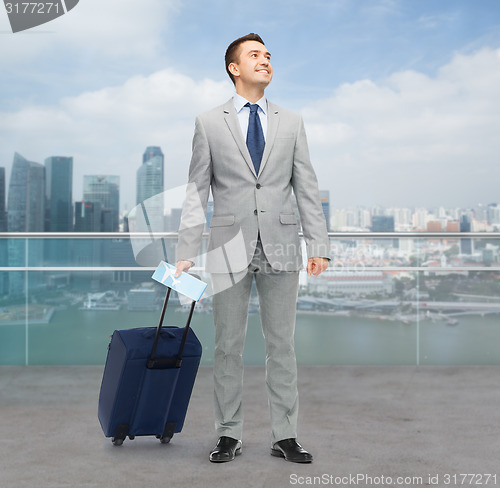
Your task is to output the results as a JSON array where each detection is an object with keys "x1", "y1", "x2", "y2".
[{"x1": 302, "y1": 47, "x2": 500, "y2": 207}]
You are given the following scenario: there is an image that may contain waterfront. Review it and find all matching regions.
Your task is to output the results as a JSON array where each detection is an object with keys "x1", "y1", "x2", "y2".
[{"x1": 1, "y1": 304, "x2": 499, "y2": 366}]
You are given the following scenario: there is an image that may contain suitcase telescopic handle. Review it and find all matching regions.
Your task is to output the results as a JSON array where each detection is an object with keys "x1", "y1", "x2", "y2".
[
  {"x1": 139, "y1": 202, "x2": 200, "y2": 369},
  {"x1": 147, "y1": 284, "x2": 197, "y2": 369}
]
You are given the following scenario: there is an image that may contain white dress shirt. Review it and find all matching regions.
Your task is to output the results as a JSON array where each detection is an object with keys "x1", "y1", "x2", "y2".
[{"x1": 233, "y1": 93, "x2": 268, "y2": 142}]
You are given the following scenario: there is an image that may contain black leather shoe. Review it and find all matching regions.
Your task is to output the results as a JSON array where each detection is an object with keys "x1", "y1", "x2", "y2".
[
  {"x1": 209, "y1": 436, "x2": 242, "y2": 463},
  {"x1": 271, "y1": 438, "x2": 313, "y2": 463}
]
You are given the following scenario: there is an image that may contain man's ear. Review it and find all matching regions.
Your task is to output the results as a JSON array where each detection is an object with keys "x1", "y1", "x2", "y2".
[{"x1": 228, "y1": 63, "x2": 239, "y2": 79}]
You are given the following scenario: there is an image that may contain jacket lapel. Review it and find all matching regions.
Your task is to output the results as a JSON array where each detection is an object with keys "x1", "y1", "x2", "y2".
[
  {"x1": 223, "y1": 100, "x2": 257, "y2": 178},
  {"x1": 258, "y1": 101, "x2": 279, "y2": 178}
]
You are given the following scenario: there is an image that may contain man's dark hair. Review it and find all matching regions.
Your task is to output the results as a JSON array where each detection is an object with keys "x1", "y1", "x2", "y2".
[{"x1": 225, "y1": 33, "x2": 266, "y2": 85}]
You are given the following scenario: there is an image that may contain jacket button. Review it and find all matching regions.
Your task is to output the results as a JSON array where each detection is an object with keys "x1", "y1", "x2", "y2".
[
  {"x1": 254, "y1": 209, "x2": 258, "y2": 215},
  {"x1": 256, "y1": 184, "x2": 261, "y2": 189}
]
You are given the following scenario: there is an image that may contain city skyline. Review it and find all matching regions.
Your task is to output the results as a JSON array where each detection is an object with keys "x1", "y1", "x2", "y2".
[
  {"x1": 2, "y1": 141, "x2": 500, "y2": 223},
  {"x1": 1, "y1": 149, "x2": 500, "y2": 235}
]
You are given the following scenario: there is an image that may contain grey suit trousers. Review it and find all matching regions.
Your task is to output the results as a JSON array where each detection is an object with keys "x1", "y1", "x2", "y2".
[{"x1": 211, "y1": 238, "x2": 300, "y2": 444}]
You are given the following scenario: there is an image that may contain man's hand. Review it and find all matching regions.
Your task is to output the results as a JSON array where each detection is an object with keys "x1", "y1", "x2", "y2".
[
  {"x1": 306, "y1": 257, "x2": 329, "y2": 277},
  {"x1": 175, "y1": 260, "x2": 194, "y2": 278}
]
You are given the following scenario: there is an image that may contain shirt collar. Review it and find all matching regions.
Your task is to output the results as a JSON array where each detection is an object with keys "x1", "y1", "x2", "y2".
[{"x1": 233, "y1": 93, "x2": 267, "y2": 115}]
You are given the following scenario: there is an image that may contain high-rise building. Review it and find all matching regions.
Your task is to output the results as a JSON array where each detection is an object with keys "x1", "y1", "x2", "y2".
[
  {"x1": 426, "y1": 221, "x2": 443, "y2": 232},
  {"x1": 137, "y1": 146, "x2": 164, "y2": 205},
  {"x1": 143, "y1": 146, "x2": 164, "y2": 166},
  {"x1": 413, "y1": 208, "x2": 428, "y2": 231},
  {"x1": 358, "y1": 208, "x2": 371, "y2": 230},
  {"x1": 137, "y1": 157, "x2": 164, "y2": 205},
  {"x1": 331, "y1": 209, "x2": 346, "y2": 231},
  {"x1": 8, "y1": 153, "x2": 45, "y2": 232},
  {"x1": 73, "y1": 201, "x2": 103, "y2": 290},
  {"x1": 319, "y1": 190, "x2": 330, "y2": 231},
  {"x1": 371, "y1": 216, "x2": 395, "y2": 232},
  {"x1": 0, "y1": 168, "x2": 7, "y2": 294},
  {"x1": 387, "y1": 207, "x2": 412, "y2": 231},
  {"x1": 7, "y1": 153, "x2": 45, "y2": 294},
  {"x1": 204, "y1": 201, "x2": 214, "y2": 231},
  {"x1": 83, "y1": 175, "x2": 120, "y2": 232},
  {"x1": 74, "y1": 201, "x2": 101, "y2": 232},
  {"x1": 474, "y1": 204, "x2": 487, "y2": 224},
  {"x1": 131, "y1": 146, "x2": 167, "y2": 265},
  {"x1": 487, "y1": 203, "x2": 500, "y2": 226},
  {"x1": 345, "y1": 208, "x2": 357, "y2": 228},
  {"x1": 371, "y1": 215, "x2": 396, "y2": 248},
  {"x1": 45, "y1": 156, "x2": 73, "y2": 231},
  {"x1": 371, "y1": 206, "x2": 386, "y2": 217},
  {"x1": 448, "y1": 208, "x2": 461, "y2": 221},
  {"x1": 44, "y1": 156, "x2": 73, "y2": 265},
  {"x1": 436, "y1": 207, "x2": 447, "y2": 219},
  {"x1": 0, "y1": 167, "x2": 6, "y2": 233},
  {"x1": 460, "y1": 215, "x2": 473, "y2": 255}
]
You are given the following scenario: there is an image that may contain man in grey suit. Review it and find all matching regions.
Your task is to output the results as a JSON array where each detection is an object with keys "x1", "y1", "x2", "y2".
[{"x1": 175, "y1": 33, "x2": 329, "y2": 463}]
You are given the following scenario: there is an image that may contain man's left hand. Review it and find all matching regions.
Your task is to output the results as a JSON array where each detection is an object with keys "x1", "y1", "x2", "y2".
[{"x1": 306, "y1": 257, "x2": 329, "y2": 277}]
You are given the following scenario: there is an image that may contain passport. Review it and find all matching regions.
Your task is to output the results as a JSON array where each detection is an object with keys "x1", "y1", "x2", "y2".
[{"x1": 152, "y1": 261, "x2": 207, "y2": 302}]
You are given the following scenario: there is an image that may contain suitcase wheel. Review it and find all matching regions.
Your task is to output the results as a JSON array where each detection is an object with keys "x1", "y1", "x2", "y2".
[
  {"x1": 128, "y1": 435, "x2": 135, "y2": 440},
  {"x1": 156, "y1": 434, "x2": 172, "y2": 444},
  {"x1": 112, "y1": 424, "x2": 129, "y2": 446},
  {"x1": 159, "y1": 422, "x2": 176, "y2": 444}
]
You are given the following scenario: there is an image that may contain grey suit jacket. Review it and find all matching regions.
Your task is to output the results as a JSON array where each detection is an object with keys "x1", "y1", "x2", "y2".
[{"x1": 176, "y1": 98, "x2": 329, "y2": 273}]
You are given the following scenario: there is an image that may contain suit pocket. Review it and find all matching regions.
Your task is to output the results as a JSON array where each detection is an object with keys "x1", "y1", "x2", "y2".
[
  {"x1": 279, "y1": 213, "x2": 297, "y2": 225},
  {"x1": 210, "y1": 215, "x2": 235, "y2": 227}
]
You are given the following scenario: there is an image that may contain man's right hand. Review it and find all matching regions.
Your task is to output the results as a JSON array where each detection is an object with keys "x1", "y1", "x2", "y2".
[{"x1": 175, "y1": 260, "x2": 193, "y2": 277}]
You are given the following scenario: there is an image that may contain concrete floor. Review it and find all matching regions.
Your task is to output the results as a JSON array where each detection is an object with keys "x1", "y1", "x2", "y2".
[{"x1": 0, "y1": 365, "x2": 499, "y2": 488}]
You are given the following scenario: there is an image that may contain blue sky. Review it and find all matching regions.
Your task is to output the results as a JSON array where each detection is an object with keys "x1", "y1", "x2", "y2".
[
  {"x1": 1, "y1": 0, "x2": 500, "y2": 210},
  {"x1": 167, "y1": 0, "x2": 500, "y2": 100}
]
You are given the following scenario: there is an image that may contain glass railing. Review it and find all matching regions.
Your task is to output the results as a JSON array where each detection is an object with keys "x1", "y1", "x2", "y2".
[{"x1": 1, "y1": 232, "x2": 499, "y2": 366}]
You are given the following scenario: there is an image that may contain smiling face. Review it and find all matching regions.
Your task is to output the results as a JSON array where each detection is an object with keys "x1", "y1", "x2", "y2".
[{"x1": 229, "y1": 40, "x2": 273, "y2": 92}]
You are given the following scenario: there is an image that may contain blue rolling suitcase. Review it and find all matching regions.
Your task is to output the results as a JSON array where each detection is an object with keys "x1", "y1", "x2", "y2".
[{"x1": 98, "y1": 286, "x2": 202, "y2": 446}]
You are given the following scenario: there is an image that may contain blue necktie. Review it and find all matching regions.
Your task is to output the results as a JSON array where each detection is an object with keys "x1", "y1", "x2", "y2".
[{"x1": 245, "y1": 103, "x2": 265, "y2": 175}]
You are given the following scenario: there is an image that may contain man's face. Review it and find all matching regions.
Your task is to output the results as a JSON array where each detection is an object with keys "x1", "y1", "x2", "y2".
[{"x1": 230, "y1": 40, "x2": 273, "y2": 89}]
